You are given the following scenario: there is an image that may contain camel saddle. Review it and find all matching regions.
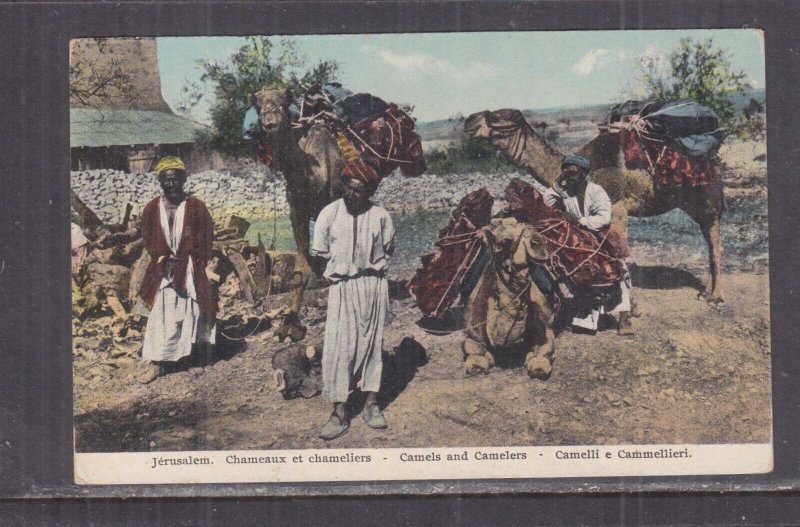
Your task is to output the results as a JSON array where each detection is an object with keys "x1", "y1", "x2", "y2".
[
  {"x1": 410, "y1": 180, "x2": 628, "y2": 317},
  {"x1": 408, "y1": 189, "x2": 493, "y2": 317},
  {"x1": 608, "y1": 99, "x2": 723, "y2": 187}
]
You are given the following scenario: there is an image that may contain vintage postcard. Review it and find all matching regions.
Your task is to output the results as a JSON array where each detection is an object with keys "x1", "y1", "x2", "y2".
[{"x1": 70, "y1": 30, "x2": 770, "y2": 485}]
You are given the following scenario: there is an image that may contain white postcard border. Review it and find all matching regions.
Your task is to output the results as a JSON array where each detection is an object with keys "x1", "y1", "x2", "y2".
[{"x1": 75, "y1": 443, "x2": 772, "y2": 485}]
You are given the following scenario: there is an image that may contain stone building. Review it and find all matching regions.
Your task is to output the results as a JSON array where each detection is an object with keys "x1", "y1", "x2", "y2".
[{"x1": 69, "y1": 37, "x2": 207, "y2": 173}]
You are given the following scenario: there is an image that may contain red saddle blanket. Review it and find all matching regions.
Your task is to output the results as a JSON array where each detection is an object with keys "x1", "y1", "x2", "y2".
[
  {"x1": 621, "y1": 129, "x2": 721, "y2": 187},
  {"x1": 339, "y1": 104, "x2": 426, "y2": 183},
  {"x1": 504, "y1": 178, "x2": 627, "y2": 286},
  {"x1": 408, "y1": 189, "x2": 493, "y2": 317},
  {"x1": 409, "y1": 180, "x2": 628, "y2": 317}
]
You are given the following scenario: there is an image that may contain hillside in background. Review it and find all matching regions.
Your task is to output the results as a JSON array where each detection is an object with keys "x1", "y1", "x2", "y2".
[{"x1": 416, "y1": 89, "x2": 766, "y2": 153}]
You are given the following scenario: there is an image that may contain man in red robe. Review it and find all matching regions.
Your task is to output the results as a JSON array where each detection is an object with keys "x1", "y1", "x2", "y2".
[{"x1": 138, "y1": 156, "x2": 216, "y2": 384}]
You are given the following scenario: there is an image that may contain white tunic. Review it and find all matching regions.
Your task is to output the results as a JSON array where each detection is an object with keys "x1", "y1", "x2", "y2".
[
  {"x1": 544, "y1": 181, "x2": 612, "y2": 231},
  {"x1": 141, "y1": 198, "x2": 215, "y2": 363},
  {"x1": 544, "y1": 181, "x2": 630, "y2": 330},
  {"x1": 311, "y1": 199, "x2": 395, "y2": 282},
  {"x1": 311, "y1": 199, "x2": 395, "y2": 402}
]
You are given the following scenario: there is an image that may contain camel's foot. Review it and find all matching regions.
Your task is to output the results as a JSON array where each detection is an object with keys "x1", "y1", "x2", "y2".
[
  {"x1": 617, "y1": 312, "x2": 635, "y2": 336},
  {"x1": 465, "y1": 350, "x2": 494, "y2": 375},
  {"x1": 461, "y1": 338, "x2": 488, "y2": 358},
  {"x1": 699, "y1": 287, "x2": 725, "y2": 305},
  {"x1": 275, "y1": 311, "x2": 307, "y2": 343},
  {"x1": 524, "y1": 353, "x2": 552, "y2": 380}
]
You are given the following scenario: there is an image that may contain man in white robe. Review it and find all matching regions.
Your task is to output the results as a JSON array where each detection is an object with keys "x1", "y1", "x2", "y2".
[
  {"x1": 311, "y1": 175, "x2": 395, "y2": 440},
  {"x1": 138, "y1": 157, "x2": 216, "y2": 383},
  {"x1": 544, "y1": 154, "x2": 633, "y2": 335}
]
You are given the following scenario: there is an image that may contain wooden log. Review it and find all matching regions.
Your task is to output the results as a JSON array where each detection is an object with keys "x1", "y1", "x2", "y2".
[
  {"x1": 214, "y1": 227, "x2": 239, "y2": 236},
  {"x1": 253, "y1": 233, "x2": 269, "y2": 297},
  {"x1": 227, "y1": 215, "x2": 251, "y2": 238},
  {"x1": 85, "y1": 263, "x2": 131, "y2": 302},
  {"x1": 97, "y1": 226, "x2": 141, "y2": 249},
  {"x1": 106, "y1": 293, "x2": 128, "y2": 319},
  {"x1": 70, "y1": 188, "x2": 106, "y2": 236},
  {"x1": 212, "y1": 239, "x2": 247, "y2": 253},
  {"x1": 127, "y1": 251, "x2": 151, "y2": 303},
  {"x1": 109, "y1": 238, "x2": 144, "y2": 267},
  {"x1": 105, "y1": 204, "x2": 136, "y2": 234},
  {"x1": 121, "y1": 203, "x2": 133, "y2": 229},
  {"x1": 226, "y1": 248, "x2": 257, "y2": 303}
]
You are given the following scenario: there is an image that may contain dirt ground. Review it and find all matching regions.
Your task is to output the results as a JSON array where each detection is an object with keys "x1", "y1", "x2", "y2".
[
  {"x1": 73, "y1": 267, "x2": 770, "y2": 452},
  {"x1": 73, "y1": 138, "x2": 771, "y2": 453}
]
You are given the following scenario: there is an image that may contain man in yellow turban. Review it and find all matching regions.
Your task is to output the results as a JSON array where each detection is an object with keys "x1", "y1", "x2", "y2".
[
  {"x1": 154, "y1": 155, "x2": 186, "y2": 176},
  {"x1": 138, "y1": 156, "x2": 217, "y2": 383}
]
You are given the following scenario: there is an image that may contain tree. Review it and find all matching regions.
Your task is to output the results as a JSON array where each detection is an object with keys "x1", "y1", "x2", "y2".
[
  {"x1": 180, "y1": 37, "x2": 339, "y2": 157},
  {"x1": 70, "y1": 38, "x2": 138, "y2": 108},
  {"x1": 738, "y1": 97, "x2": 766, "y2": 155},
  {"x1": 637, "y1": 37, "x2": 753, "y2": 137}
]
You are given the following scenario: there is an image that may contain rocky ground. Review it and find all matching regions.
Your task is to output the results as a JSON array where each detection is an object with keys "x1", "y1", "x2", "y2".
[
  {"x1": 73, "y1": 270, "x2": 770, "y2": 452},
  {"x1": 73, "y1": 138, "x2": 771, "y2": 452}
]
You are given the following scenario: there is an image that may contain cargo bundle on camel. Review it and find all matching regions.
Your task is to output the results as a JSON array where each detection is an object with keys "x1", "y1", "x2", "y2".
[
  {"x1": 464, "y1": 99, "x2": 727, "y2": 304},
  {"x1": 244, "y1": 82, "x2": 426, "y2": 336},
  {"x1": 408, "y1": 177, "x2": 630, "y2": 380},
  {"x1": 604, "y1": 99, "x2": 724, "y2": 188}
]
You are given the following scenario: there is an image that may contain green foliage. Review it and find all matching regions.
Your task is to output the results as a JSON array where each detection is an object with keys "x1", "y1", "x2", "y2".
[
  {"x1": 180, "y1": 37, "x2": 339, "y2": 156},
  {"x1": 425, "y1": 137, "x2": 521, "y2": 174},
  {"x1": 735, "y1": 97, "x2": 766, "y2": 143},
  {"x1": 638, "y1": 37, "x2": 755, "y2": 138}
]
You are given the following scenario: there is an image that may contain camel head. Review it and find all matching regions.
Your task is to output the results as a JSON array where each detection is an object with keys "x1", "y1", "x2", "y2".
[
  {"x1": 253, "y1": 87, "x2": 291, "y2": 137},
  {"x1": 464, "y1": 109, "x2": 529, "y2": 140},
  {"x1": 465, "y1": 109, "x2": 563, "y2": 183}
]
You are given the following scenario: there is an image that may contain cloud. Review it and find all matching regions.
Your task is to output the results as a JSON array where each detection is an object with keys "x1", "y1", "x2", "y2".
[
  {"x1": 372, "y1": 48, "x2": 497, "y2": 79},
  {"x1": 378, "y1": 49, "x2": 452, "y2": 73},
  {"x1": 574, "y1": 49, "x2": 609, "y2": 75},
  {"x1": 573, "y1": 48, "x2": 628, "y2": 75}
]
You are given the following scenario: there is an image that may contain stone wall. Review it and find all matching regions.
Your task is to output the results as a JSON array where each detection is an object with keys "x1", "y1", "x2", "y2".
[
  {"x1": 70, "y1": 164, "x2": 287, "y2": 227},
  {"x1": 70, "y1": 167, "x2": 535, "y2": 227}
]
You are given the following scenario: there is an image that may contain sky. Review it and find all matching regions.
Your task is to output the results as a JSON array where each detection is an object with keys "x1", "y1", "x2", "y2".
[{"x1": 157, "y1": 29, "x2": 765, "y2": 124}]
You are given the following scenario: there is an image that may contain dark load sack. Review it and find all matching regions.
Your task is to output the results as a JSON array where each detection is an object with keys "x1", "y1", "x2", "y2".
[{"x1": 607, "y1": 99, "x2": 723, "y2": 158}]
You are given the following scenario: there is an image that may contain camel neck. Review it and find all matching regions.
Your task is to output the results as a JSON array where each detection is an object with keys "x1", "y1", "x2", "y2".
[
  {"x1": 272, "y1": 131, "x2": 302, "y2": 172},
  {"x1": 495, "y1": 123, "x2": 563, "y2": 184}
]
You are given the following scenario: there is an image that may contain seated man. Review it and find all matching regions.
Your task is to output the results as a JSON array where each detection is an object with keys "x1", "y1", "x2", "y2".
[{"x1": 544, "y1": 154, "x2": 633, "y2": 335}]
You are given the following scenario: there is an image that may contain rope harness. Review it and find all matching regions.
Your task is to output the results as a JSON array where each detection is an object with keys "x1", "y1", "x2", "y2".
[{"x1": 218, "y1": 317, "x2": 269, "y2": 341}]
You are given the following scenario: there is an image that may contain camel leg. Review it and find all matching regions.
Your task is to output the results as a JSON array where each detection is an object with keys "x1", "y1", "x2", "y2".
[
  {"x1": 699, "y1": 214, "x2": 725, "y2": 303},
  {"x1": 684, "y1": 186, "x2": 725, "y2": 303},
  {"x1": 461, "y1": 339, "x2": 495, "y2": 375},
  {"x1": 524, "y1": 285, "x2": 555, "y2": 380},
  {"x1": 285, "y1": 202, "x2": 311, "y2": 334}
]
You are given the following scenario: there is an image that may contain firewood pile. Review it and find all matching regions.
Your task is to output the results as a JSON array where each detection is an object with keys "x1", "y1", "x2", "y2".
[{"x1": 71, "y1": 188, "x2": 306, "y2": 346}]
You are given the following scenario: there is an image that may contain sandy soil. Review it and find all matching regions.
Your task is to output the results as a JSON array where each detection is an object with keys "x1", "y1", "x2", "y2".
[
  {"x1": 73, "y1": 266, "x2": 770, "y2": 452},
  {"x1": 73, "y1": 137, "x2": 771, "y2": 453}
]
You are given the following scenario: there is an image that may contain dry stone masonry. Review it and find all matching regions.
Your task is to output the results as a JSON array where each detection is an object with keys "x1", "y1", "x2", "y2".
[{"x1": 71, "y1": 166, "x2": 535, "y2": 226}]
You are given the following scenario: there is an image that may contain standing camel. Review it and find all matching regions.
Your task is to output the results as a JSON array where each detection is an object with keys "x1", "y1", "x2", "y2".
[
  {"x1": 464, "y1": 109, "x2": 725, "y2": 303},
  {"x1": 253, "y1": 87, "x2": 425, "y2": 328}
]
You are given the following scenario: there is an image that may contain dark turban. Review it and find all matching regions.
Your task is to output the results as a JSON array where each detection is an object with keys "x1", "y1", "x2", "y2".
[{"x1": 561, "y1": 154, "x2": 591, "y2": 172}]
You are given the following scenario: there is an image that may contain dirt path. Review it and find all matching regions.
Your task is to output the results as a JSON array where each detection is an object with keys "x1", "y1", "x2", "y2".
[{"x1": 74, "y1": 269, "x2": 770, "y2": 452}]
